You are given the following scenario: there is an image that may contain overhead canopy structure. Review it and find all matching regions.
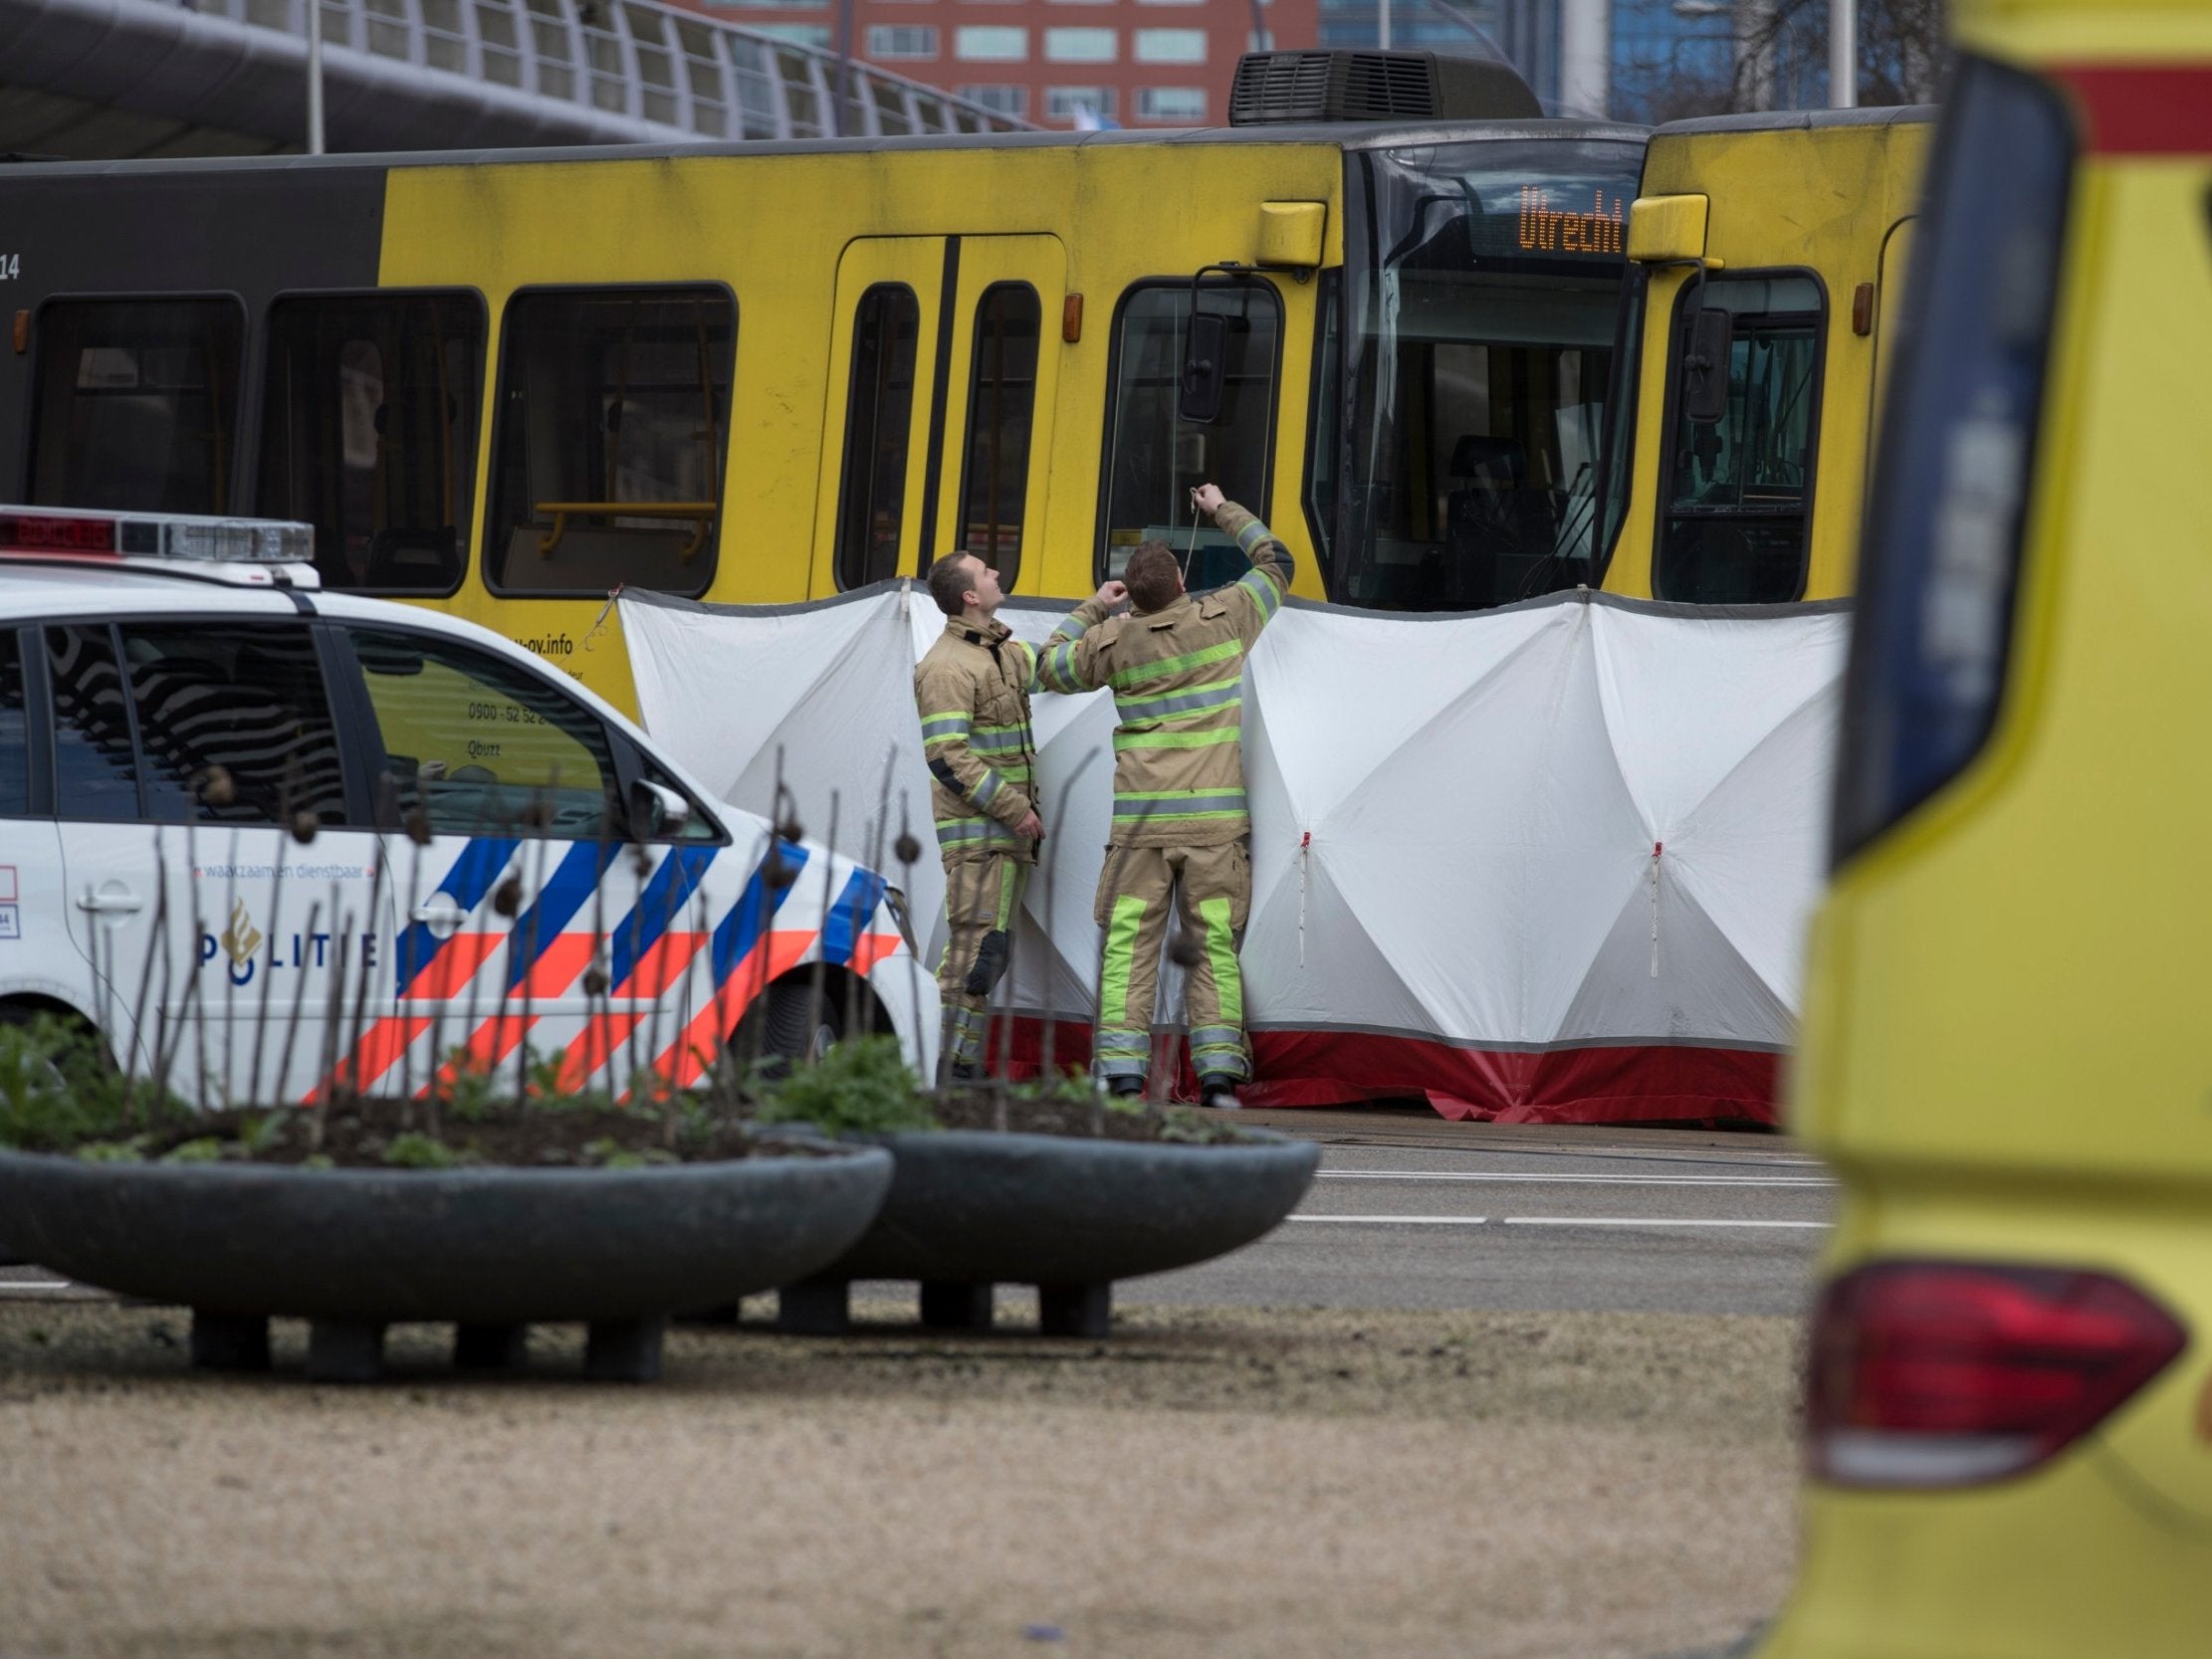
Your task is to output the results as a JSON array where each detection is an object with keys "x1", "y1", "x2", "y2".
[
  {"x1": 0, "y1": 0, "x2": 1021, "y2": 159},
  {"x1": 622, "y1": 583, "x2": 1848, "y2": 1125}
]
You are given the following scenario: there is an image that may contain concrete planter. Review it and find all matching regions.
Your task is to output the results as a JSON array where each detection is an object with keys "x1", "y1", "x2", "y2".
[
  {"x1": 0, "y1": 1144, "x2": 892, "y2": 1382},
  {"x1": 776, "y1": 1128, "x2": 1318, "y2": 1339}
]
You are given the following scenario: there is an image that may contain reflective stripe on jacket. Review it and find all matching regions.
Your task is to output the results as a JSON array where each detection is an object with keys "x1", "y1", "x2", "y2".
[
  {"x1": 1035, "y1": 503, "x2": 1290, "y2": 848},
  {"x1": 914, "y1": 616, "x2": 1040, "y2": 860}
]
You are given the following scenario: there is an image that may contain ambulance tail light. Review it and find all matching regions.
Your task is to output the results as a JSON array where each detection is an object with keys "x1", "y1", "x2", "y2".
[
  {"x1": 1830, "y1": 56, "x2": 2075, "y2": 866},
  {"x1": 1808, "y1": 1261, "x2": 2186, "y2": 1489}
]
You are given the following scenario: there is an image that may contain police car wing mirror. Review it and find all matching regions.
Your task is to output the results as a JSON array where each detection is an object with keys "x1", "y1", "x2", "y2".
[
  {"x1": 1681, "y1": 308, "x2": 1733, "y2": 425},
  {"x1": 627, "y1": 777, "x2": 692, "y2": 840},
  {"x1": 1179, "y1": 311, "x2": 1227, "y2": 426}
]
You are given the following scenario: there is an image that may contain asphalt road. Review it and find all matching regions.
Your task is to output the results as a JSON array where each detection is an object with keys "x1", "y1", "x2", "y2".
[
  {"x1": 0, "y1": 1109, "x2": 1832, "y2": 1321},
  {"x1": 1124, "y1": 1109, "x2": 1832, "y2": 1319}
]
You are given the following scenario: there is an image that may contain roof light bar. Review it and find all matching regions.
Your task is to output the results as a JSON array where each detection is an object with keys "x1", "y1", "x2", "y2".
[{"x1": 0, "y1": 505, "x2": 320, "y2": 586}]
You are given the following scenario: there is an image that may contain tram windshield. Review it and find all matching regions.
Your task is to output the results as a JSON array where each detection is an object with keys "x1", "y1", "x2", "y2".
[{"x1": 1325, "y1": 137, "x2": 1643, "y2": 611}]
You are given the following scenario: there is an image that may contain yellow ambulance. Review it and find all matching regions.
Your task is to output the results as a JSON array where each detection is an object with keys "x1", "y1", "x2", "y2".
[{"x1": 1762, "y1": 0, "x2": 2212, "y2": 1653}]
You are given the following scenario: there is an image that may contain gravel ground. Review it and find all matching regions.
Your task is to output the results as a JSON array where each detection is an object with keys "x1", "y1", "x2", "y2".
[{"x1": 0, "y1": 1297, "x2": 1799, "y2": 1659}]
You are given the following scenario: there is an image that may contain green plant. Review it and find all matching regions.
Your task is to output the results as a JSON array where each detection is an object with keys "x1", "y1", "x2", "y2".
[
  {"x1": 440, "y1": 1050, "x2": 504, "y2": 1123},
  {"x1": 583, "y1": 1137, "x2": 678, "y2": 1170},
  {"x1": 754, "y1": 1035, "x2": 938, "y2": 1137},
  {"x1": 382, "y1": 1132, "x2": 465, "y2": 1169},
  {"x1": 162, "y1": 1138, "x2": 226, "y2": 1164},
  {"x1": 0, "y1": 1015, "x2": 185, "y2": 1152}
]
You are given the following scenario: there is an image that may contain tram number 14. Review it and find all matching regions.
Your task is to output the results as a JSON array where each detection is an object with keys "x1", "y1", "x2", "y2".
[{"x1": 0, "y1": 255, "x2": 19, "y2": 281}]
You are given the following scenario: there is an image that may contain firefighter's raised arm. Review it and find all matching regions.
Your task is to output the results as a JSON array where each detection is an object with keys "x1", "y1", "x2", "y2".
[{"x1": 1196, "y1": 484, "x2": 1289, "y2": 632}]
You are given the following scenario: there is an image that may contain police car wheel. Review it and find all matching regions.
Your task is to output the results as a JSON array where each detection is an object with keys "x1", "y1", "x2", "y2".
[{"x1": 755, "y1": 980, "x2": 846, "y2": 1072}]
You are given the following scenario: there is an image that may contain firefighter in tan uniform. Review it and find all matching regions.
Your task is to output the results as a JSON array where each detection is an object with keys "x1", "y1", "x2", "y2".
[
  {"x1": 1035, "y1": 484, "x2": 1290, "y2": 1106},
  {"x1": 915, "y1": 549, "x2": 1125, "y2": 1081}
]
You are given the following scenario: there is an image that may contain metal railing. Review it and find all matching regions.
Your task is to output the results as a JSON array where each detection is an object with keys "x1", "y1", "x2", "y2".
[{"x1": 207, "y1": 0, "x2": 1028, "y2": 142}]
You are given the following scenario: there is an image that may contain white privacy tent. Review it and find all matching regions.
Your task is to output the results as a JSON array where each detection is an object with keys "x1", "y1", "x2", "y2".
[{"x1": 621, "y1": 584, "x2": 1848, "y2": 1124}]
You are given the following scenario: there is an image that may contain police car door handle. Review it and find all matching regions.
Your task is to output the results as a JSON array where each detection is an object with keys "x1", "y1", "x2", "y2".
[
  {"x1": 76, "y1": 885, "x2": 144, "y2": 916},
  {"x1": 409, "y1": 902, "x2": 470, "y2": 932}
]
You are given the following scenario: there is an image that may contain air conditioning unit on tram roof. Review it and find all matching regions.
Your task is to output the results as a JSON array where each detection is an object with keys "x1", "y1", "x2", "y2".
[{"x1": 1228, "y1": 50, "x2": 1542, "y2": 126}]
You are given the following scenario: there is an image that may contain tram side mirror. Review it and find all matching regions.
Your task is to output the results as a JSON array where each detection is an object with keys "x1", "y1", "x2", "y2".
[
  {"x1": 1681, "y1": 308, "x2": 1734, "y2": 425},
  {"x1": 1180, "y1": 312, "x2": 1227, "y2": 425}
]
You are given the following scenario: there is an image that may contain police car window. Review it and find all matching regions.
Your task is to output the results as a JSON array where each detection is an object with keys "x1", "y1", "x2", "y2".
[
  {"x1": 347, "y1": 628, "x2": 621, "y2": 839},
  {"x1": 118, "y1": 624, "x2": 351, "y2": 827},
  {"x1": 0, "y1": 632, "x2": 28, "y2": 816},
  {"x1": 46, "y1": 626, "x2": 140, "y2": 823}
]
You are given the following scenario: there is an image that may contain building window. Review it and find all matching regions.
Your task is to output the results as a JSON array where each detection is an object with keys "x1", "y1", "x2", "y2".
[
  {"x1": 955, "y1": 25, "x2": 1028, "y2": 60},
  {"x1": 753, "y1": 22, "x2": 831, "y2": 46},
  {"x1": 958, "y1": 284, "x2": 1043, "y2": 588},
  {"x1": 1136, "y1": 0, "x2": 1205, "y2": 7},
  {"x1": 1045, "y1": 26, "x2": 1116, "y2": 61},
  {"x1": 867, "y1": 24, "x2": 938, "y2": 57},
  {"x1": 836, "y1": 285, "x2": 923, "y2": 590},
  {"x1": 1135, "y1": 86, "x2": 1206, "y2": 121},
  {"x1": 484, "y1": 287, "x2": 736, "y2": 598},
  {"x1": 28, "y1": 297, "x2": 245, "y2": 516},
  {"x1": 958, "y1": 84, "x2": 1029, "y2": 116},
  {"x1": 1134, "y1": 27, "x2": 1206, "y2": 62},
  {"x1": 1099, "y1": 280, "x2": 1280, "y2": 584},
  {"x1": 1044, "y1": 86, "x2": 1116, "y2": 120},
  {"x1": 257, "y1": 292, "x2": 485, "y2": 595},
  {"x1": 1247, "y1": 27, "x2": 1273, "y2": 49}
]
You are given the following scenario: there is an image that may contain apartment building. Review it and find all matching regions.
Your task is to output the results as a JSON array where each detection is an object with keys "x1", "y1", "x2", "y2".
[{"x1": 682, "y1": 0, "x2": 1318, "y2": 127}]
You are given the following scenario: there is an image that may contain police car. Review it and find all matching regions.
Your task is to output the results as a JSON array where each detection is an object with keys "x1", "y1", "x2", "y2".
[{"x1": 0, "y1": 506, "x2": 937, "y2": 1109}]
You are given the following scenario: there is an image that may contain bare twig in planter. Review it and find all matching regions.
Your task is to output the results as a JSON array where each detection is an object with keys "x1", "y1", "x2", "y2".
[
  {"x1": 184, "y1": 810, "x2": 210, "y2": 1116},
  {"x1": 510, "y1": 783, "x2": 555, "y2": 1112},
  {"x1": 119, "y1": 832, "x2": 170, "y2": 1129},
  {"x1": 275, "y1": 899, "x2": 320, "y2": 1115},
  {"x1": 893, "y1": 794, "x2": 925, "y2": 1095},
  {"x1": 248, "y1": 759, "x2": 300, "y2": 1112},
  {"x1": 308, "y1": 884, "x2": 352, "y2": 1153},
  {"x1": 803, "y1": 790, "x2": 840, "y2": 1064},
  {"x1": 394, "y1": 802, "x2": 432, "y2": 1125},
  {"x1": 582, "y1": 803, "x2": 617, "y2": 1100},
  {"x1": 341, "y1": 835, "x2": 388, "y2": 1106},
  {"x1": 859, "y1": 745, "x2": 898, "y2": 1040}
]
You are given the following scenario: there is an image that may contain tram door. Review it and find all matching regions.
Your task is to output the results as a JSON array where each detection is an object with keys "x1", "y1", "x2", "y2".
[{"x1": 811, "y1": 235, "x2": 1067, "y2": 597}]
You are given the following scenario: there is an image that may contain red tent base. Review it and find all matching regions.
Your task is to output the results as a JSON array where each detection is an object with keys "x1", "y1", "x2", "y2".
[{"x1": 971, "y1": 1017, "x2": 1780, "y2": 1129}]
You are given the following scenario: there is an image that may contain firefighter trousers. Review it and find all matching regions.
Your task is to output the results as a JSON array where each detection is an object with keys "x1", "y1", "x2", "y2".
[
  {"x1": 1091, "y1": 839, "x2": 1252, "y2": 1087},
  {"x1": 937, "y1": 849, "x2": 1028, "y2": 1077}
]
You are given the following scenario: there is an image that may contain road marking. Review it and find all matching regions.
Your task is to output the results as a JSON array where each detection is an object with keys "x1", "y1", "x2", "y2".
[
  {"x1": 1290, "y1": 1214, "x2": 1492, "y2": 1226},
  {"x1": 0, "y1": 1281, "x2": 95, "y2": 1294},
  {"x1": 1315, "y1": 1170, "x2": 1831, "y2": 1188},
  {"x1": 1500, "y1": 1216, "x2": 1829, "y2": 1230},
  {"x1": 1287, "y1": 1214, "x2": 1828, "y2": 1230}
]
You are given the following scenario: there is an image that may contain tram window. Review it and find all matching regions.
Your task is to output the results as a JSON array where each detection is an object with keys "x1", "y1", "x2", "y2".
[
  {"x1": 484, "y1": 287, "x2": 735, "y2": 598},
  {"x1": 956, "y1": 283, "x2": 1041, "y2": 588},
  {"x1": 835, "y1": 284, "x2": 922, "y2": 590},
  {"x1": 258, "y1": 293, "x2": 485, "y2": 595},
  {"x1": 1654, "y1": 273, "x2": 1824, "y2": 604},
  {"x1": 28, "y1": 298, "x2": 244, "y2": 516},
  {"x1": 1099, "y1": 282, "x2": 1279, "y2": 588},
  {"x1": 0, "y1": 632, "x2": 27, "y2": 818}
]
